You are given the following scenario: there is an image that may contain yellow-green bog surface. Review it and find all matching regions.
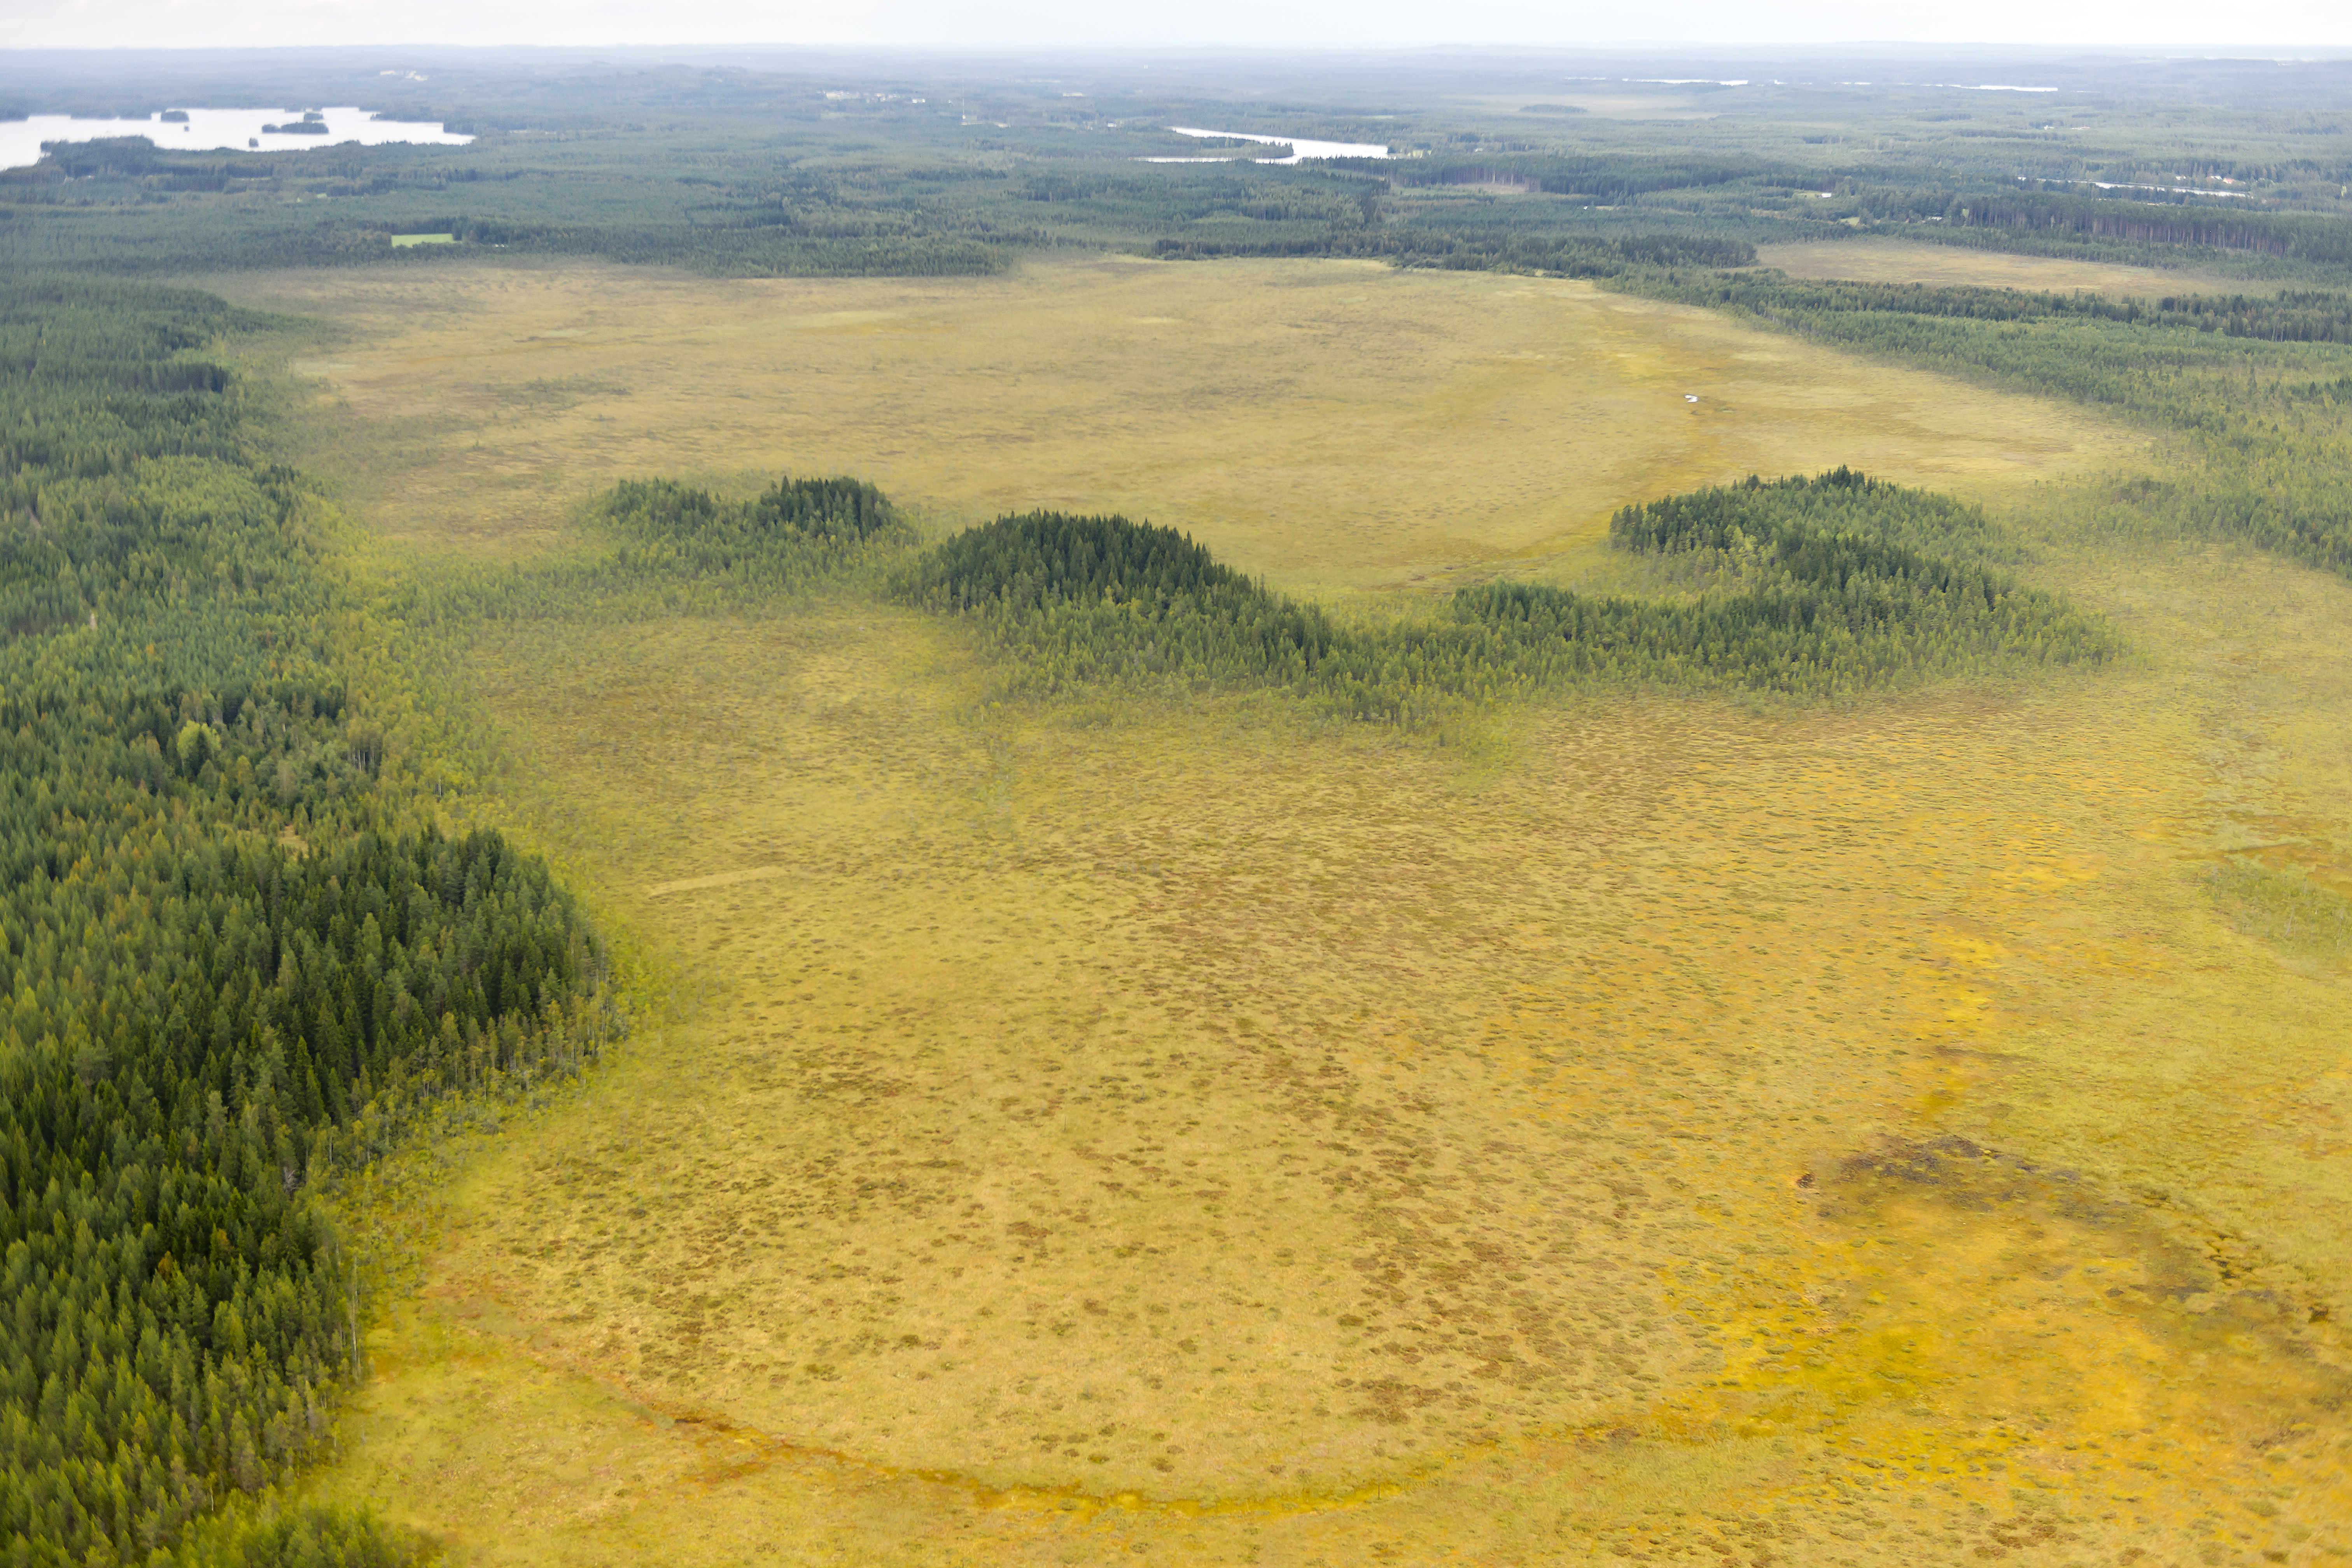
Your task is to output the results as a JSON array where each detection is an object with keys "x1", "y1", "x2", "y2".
[
  {"x1": 230, "y1": 254, "x2": 2126, "y2": 591},
  {"x1": 213, "y1": 256, "x2": 2351, "y2": 1565}
]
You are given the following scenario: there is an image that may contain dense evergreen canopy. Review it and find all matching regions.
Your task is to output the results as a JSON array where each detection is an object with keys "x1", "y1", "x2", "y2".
[{"x1": 0, "y1": 278, "x2": 602, "y2": 1568}]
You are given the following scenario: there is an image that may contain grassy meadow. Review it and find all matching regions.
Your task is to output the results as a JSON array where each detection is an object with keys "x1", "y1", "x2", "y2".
[{"x1": 209, "y1": 256, "x2": 2352, "y2": 1566}]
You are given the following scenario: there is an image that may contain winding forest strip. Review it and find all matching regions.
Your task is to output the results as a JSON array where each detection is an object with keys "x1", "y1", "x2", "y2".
[
  {"x1": 527, "y1": 467, "x2": 2112, "y2": 732},
  {"x1": 884, "y1": 478, "x2": 2112, "y2": 719}
]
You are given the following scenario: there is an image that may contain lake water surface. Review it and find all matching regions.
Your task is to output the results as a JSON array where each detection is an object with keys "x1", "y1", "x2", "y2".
[
  {"x1": 1143, "y1": 126, "x2": 1391, "y2": 165},
  {"x1": 0, "y1": 107, "x2": 471, "y2": 171}
]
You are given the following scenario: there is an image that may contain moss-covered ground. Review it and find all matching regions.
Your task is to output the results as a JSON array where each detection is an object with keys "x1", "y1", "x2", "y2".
[{"x1": 206, "y1": 255, "x2": 2350, "y2": 1566}]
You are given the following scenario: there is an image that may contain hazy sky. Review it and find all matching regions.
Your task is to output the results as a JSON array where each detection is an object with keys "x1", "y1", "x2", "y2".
[{"x1": 10, "y1": 0, "x2": 2352, "y2": 52}]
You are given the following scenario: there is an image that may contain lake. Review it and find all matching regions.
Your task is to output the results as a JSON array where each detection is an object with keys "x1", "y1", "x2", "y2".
[
  {"x1": 1143, "y1": 126, "x2": 1391, "y2": 165},
  {"x1": 0, "y1": 107, "x2": 471, "y2": 171}
]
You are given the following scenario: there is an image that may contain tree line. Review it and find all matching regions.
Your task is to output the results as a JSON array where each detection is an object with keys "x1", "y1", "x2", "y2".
[
  {"x1": 1636, "y1": 271, "x2": 2352, "y2": 343},
  {"x1": 2, "y1": 276, "x2": 609, "y2": 1567},
  {"x1": 1944, "y1": 189, "x2": 2352, "y2": 266}
]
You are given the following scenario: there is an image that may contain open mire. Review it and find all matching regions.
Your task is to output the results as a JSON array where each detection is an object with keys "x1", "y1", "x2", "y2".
[
  {"x1": 226, "y1": 256, "x2": 2352, "y2": 1565},
  {"x1": 219, "y1": 255, "x2": 2130, "y2": 595}
]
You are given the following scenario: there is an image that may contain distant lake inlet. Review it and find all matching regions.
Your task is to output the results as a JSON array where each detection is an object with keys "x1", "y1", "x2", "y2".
[
  {"x1": 0, "y1": 107, "x2": 471, "y2": 171},
  {"x1": 1142, "y1": 126, "x2": 1391, "y2": 165}
]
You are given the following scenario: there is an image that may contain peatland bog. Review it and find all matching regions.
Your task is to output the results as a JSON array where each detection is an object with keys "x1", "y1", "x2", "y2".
[
  {"x1": 212, "y1": 250, "x2": 2352, "y2": 1566},
  {"x1": 208, "y1": 255, "x2": 2129, "y2": 594}
]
